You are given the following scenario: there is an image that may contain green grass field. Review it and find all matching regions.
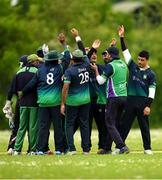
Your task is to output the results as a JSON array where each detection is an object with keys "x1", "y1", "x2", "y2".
[{"x1": 0, "y1": 129, "x2": 162, "y2": 179}]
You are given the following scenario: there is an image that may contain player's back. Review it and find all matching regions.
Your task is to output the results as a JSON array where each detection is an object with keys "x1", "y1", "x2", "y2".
[
  {"x1": 37, "y1": 63, "x2": 63, "y2": 106},
  {"x1": 64, "y1": 62, "x2": 90, "y2": 106}
]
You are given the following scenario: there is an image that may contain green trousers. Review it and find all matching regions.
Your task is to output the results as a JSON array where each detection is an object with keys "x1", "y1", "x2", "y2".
[{"x1": 14, "y1": 107, "x2": 38, "y2": 152}]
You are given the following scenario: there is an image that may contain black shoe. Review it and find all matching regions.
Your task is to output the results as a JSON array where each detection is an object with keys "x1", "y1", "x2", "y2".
[
  {"x1": 119, "y1": 146, "x2": 129, "y2": 154},
  {"x1": 97, "y1": 149, "x2": 112, "y2": 155}
]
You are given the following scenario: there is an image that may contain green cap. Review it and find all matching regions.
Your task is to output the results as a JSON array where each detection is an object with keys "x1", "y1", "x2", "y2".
[
  {"x1": 27, "y1": 54, "x2": 43, "y2": 63},
  {"x1": 72, "y1": 49, "x2": 84, "y2": 58},
  {"x1": 44, "y1": 50, "x2": 63, "y2": 61}
]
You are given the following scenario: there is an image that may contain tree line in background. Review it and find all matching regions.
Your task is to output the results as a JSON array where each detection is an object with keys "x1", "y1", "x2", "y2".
[{"x1": 0, "y1": 0, "x2": 162, "y2": 129}]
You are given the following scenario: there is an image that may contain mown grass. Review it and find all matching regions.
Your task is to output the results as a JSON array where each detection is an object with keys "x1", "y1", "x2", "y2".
[{"x1": 0, "y1": 129, "x2": 162, "y2": 179}]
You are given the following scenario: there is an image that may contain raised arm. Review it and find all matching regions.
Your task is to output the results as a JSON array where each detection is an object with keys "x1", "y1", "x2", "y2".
[
  {"x1": 118, "y1": 25, "x2": 131, "y2": 64},
  {"x1": 87, "y1": 39, "x2": 101, "y2": 60},
  {"x1": 71, "y1": 28, "x2": 86, "y2": 55},
  {"x1": 109, "y1": 38, "x2": 117, "y2": 47},
  {"x1": 58, "y1": 33, "x2": 71, "y2": 70},
  {"x1": 71, "y1": 28, "x2": 90, "y2": 64}
]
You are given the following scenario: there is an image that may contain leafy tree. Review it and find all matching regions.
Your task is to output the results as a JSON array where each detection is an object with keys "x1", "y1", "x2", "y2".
[{"x1": 0, "y1": 0, "x2": 162, "y2": 128}]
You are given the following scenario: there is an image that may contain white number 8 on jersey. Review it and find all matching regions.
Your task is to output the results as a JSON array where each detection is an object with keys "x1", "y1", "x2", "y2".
[{"x1": 46, "y1": 73, "x2": 54, "y2": 85}]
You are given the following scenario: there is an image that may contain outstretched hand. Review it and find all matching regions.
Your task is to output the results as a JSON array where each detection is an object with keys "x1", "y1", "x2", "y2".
[
  {"x1": 92, "y1": 39, "x2": 101, "y2": 49},
  {"x1": 109, "y1": 38, "x2": 117, "y2": 47},
  {"x1": 118, "y1": 25, "x2": 125, "y2": 37},
  {"x1": 58, "y1": 33, "x2": 66, "y2": 44},
  {"x1": 42, "y1": 44, "x2": 49, "y2": 55},
  {"x1": 71, "y1": 28, "x2": 79, "y2": 37}
]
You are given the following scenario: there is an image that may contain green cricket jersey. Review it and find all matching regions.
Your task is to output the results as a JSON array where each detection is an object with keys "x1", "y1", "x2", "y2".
[
  {"x1": 127, "y1": 59, "x2": 156, "y2": 97},
  {"x1": 102, "y1": 59, "x2": 128, "y2": 98},
  {"x1": 64, "y1": 60, "x2": 90, "y2": 106}
]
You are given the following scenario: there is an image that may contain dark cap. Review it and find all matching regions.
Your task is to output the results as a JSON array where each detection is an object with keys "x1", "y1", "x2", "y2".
[
  {"x1": 103, "y1": 47, "x2": 120, "y2": 59},
  {"x1": 19, "y1": 55, "x2": 28, "y2": 66}
]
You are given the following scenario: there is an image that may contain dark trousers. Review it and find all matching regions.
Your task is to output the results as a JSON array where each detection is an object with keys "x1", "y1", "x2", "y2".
[
  {"x1": 89, "y1": 100, "x2": 111, "y2": 150},
  {"x1": 97, "y1": 104, "x2": 113, "y2": 151},
  {"x1": 37, "y1": 106, "x2": 63, "y2": 152},
  {"x1": 61, "y1": 114, "x2": 69, "y2": 151},
  {"x1": 66, "y1": 103, "x2": 90, "y2": 152},
  {"x1": 105, "y1": 97, "x2": 126, "y2": 149},
  {"x1": 119, "y1": 96, "x2": 151, "y2": 150},
  {"x1": 7, "y1": 100, "x2": 20, "y2": 150}
]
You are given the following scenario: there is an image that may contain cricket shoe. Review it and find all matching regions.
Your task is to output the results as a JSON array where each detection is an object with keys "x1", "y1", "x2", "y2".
[
  {"x1": 144, "y1": 149, "x2": 153, "y2": 155},
  {"x1": 27, "y1": 151, "x2": 36, "y2": 155},
  {"x1": 83, "y1": 151, "x2": 89, "y2": 155},
  {"x1": 66, "y1": 151, "x2": 77, "y2": 155},
  {"x1": 13, "y1": 150, "x2": 21, "y2": 156},
  {"x1": 112, "y1": 148, "x2": 120, "y2": 155},
  {"x1": 45, "y1": 150, "x2": 54, "y2": 155},
  {"x1": 97, "y1": 149, "x2": 112, "y2": 155},
  {"x1": 7, "y1": 148, "x2": 14, "y2": 155},
  {"x1": 55, "y1": 151, "x2": 63, "y2": 155},
  {"x1": 112, "y1": 146, "x2": 129, "y2": 155},
  {"x1": 36, "y1": 151, "x2": 44, "y2": 155}
]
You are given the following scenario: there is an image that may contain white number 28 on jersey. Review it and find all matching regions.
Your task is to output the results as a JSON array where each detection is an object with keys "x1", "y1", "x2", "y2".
[
  {"x1": 79, "y1": 72, "x2": 89, "y2": 84},
  {"x1": 46, "y1": 73, "x2": 54, "y2": 85}
]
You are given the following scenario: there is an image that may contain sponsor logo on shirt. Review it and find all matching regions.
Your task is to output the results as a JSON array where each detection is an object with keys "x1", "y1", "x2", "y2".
[{"x1": 132, "y1": 75, "x2": 145, "y2": 85}]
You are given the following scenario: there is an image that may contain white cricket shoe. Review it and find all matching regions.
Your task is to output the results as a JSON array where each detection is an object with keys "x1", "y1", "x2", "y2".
[
  {"x1": 13, "y1": 150, "x2": 21, "y2": 156},
  {"x1": 7, "y1": 148, "x2": 13, "y2": 155},
  {"x1": 27, "y1": 151, "x2": 36, "y2": 155},
  {"x1": 112, "y1": 148, "x2": 120, "y2": 155},
  {"x1": 83, "y1": 151, "x2": 89, "y2": 155},
  {"x1": 144, "y1": 149, "x2": 153, "y2": 155},
  {"x1": 112, "y1": 146, "x2": 129, "y2": 155},
  {"x1": 67, "y1": 151, "x2": 77, "y2": 155}
]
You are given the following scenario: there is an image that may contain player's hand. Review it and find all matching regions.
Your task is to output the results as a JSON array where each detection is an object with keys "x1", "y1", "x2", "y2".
[
  {"x1": 143, "y1": 106, "x2": 151, "y2": 116},
  {"x1": 118, "y1": 25, "x2": 125, "y2": 37},
  {"x1": 3, "y1": 100, "x2": 12, "y2": 114},
  {"x1": 92, "y1": 39, "x2": 101, "y2": 49},
  {"x1": 42, "y1": 44, "x2": 49, "y2": 55},
  {"x1": 61, "y1": 104, "x2": 65, "y2": 115},
  {"x1": 109, "y1": 38, "x2": 117, "y2": 47},
  {"x1": 58, "y1": 33, "x2": 66, "y2": 44},
  {"x1": 71, "y1": 28, "x2": 79, "y2": 37},
  {"x1": 5, "y1": 110, "x2": 14, "y2": 129},
  {"x1": 90, "y1": 63, "x2": 98, "y2": 72}
]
